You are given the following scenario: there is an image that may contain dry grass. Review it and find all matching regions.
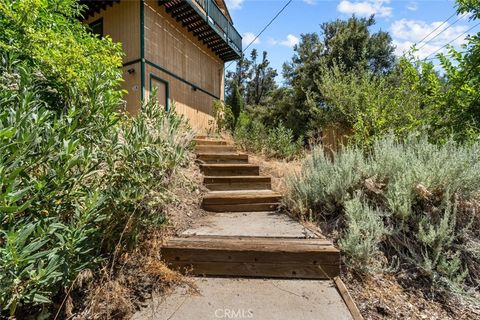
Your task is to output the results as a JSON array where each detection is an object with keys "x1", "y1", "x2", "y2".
[
  {"x1": 248, "y1": 154, "x2": 303, "y2": 194},
  {"x1": 345, "y1": 272, "x2": 480, "y2": 320}
]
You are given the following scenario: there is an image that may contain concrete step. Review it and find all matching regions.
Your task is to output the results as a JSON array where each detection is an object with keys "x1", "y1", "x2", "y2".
[
  {"x1": 193, "y1": 138, "x2": 228, "y2": 146},
  {"x1": 195, "y1": 145, "x2": 236, "y2": 153},
  {"x1": 162, "y1": 236, "x2": 340, "y2": 279},
  {"x1": 202, "y1": 190, "x2": 281, "y2": 212},
  {"x1": 203, "y1": 176, "x2": 271, "y2": 191},
  {"x1": 196, "y1": 153, "x2": 249, "y2": 164},
  {"x1": 181, "y1": 211, "x2": 315, "y2": 238},
  {"x1": 199, "y1": 164, "x2": 259, "y2": 176},
  {"x1": 133, "y1": 278, "x2": 353, "y2": 320}
]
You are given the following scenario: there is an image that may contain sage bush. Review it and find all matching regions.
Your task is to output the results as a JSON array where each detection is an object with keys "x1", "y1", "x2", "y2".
[{"x1": 286, "y1": 134, "x2": 480, "y2": 291}]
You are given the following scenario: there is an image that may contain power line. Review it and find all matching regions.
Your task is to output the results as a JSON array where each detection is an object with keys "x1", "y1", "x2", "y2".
[
  {"x1": 417, "y1": 13, "x2": 468, "y2": 51},
  {"x1": 226, "y1": 0, "x2": 293, "y2": 70},
  {"x1": 422, "y1": 51, "x2": 466, "y2": 61},
  {"x1": 416, "y1": 12, "x2": 456, "y2": 47},
  {"x1": 422, "y1": 21, "x2": 480, "y2": 61}
]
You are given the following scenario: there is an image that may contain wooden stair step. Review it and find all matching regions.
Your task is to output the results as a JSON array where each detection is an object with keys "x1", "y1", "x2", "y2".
[
  {"x1": 195, "y1": 145, "x2": 237, "y2": 153},
  {"x1": 162, "y1": 236, "x2": 340, "y2": 279},
  {"x1": 200, "y1": 164, "x2": 259, "y2": 176},
  {"x1": 193, "y1": 138, "x2": 228, "y2": 146},
  {"x1": 203, "y1": 176, "x2": 271, "y2": 191},
  {"x1": 197, "y1": 153, "x2": 249, "y2": 164},
  {"x1": 202, "y1": 190, "x2": 281, "y2": 212},
  {"x1": 203, "y1": 191, "x2": 281, "y2": 204}
]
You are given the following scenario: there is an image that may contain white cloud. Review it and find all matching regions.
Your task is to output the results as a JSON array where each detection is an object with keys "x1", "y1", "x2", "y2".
[
  {"x1": 270, "y1": 34, "x2": 300, "y2": 48},
  {"x1": 303, "y1": 0, "x2": 316, "y2": 5},
  {"x1": 242, "y1": 32, "x2": 260, "y2": 46},
  {"x1": 390, "y1": 19, "x2": 469, "y2": 59},
  {"x1": 407, "y1": 1, "x2": 418, "y2": 11},
  {"x1": 337, "y1": 0, "x2": 392, "y2": 18},
  {"x1": 226, "y1": 0, "x2": 244, "y2": 10}
]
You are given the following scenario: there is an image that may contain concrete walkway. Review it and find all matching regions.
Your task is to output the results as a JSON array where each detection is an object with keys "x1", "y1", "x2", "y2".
[
  {"x1": 133, "y1": 278, "x2": 352, "y2": 320},
  {"x1": 133, "y1": 138, "x2": 354, "y2": 319}
]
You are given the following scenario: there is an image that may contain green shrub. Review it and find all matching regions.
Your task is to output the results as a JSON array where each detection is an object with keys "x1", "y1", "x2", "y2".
[
  {"x1": 266, "y1": 125, "x2": 303, "y2": 159},
  {"x1": 234, "y1": 113, "x2": 302, "y2": 160},
  {"x1": 0, "y1": 53, "x2": 192, "y2": 316},
  {"x1": 317, "y1": 61, "x2": 434, "y2": 146},
  {"x1": 209, "y1": 100, "x2": 234, "y2": 134},
  {"x1": 0, "y1": 1, "x2": 193, "y2": 316},
  {"x1": 286, "y1": 134, "x2": 480, "y2": 291}
]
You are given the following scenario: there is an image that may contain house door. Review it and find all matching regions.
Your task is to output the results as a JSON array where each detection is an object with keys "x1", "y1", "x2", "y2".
[{"x1": 150, "y1": 75, "x2": 169, "y2": 111}]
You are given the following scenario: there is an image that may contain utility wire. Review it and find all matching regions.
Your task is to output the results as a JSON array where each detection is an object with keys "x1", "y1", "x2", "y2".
[
  {"x1": 415, "y1": 12, "x2": 456, "y2": 47},
  {"x1": 226, "y1": 0, "x2": 293, "y2": 70},
  {"x1": 417, "y1": 13, "x2": 468, "y2": 51},
  {"x1": 423, "y1": 51, "x2": 466, "y2": 61},
  {"x1": 422, "y1": 21, "x2": 480, "y2": 61}
]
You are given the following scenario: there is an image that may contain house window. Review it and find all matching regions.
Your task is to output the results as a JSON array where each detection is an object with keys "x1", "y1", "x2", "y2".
[{"x1": 89, "y1": 18, "x2": 103, "y2": 37}]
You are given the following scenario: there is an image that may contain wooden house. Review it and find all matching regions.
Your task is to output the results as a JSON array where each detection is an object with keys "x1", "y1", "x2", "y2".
[{"x1": 80, "y1": 0, "x2": 242, "y2": 132}]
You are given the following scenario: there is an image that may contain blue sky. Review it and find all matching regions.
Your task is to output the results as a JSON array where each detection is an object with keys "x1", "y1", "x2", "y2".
[{"x1": 225, "y1": 0, "x2": 479, "y2": 81}]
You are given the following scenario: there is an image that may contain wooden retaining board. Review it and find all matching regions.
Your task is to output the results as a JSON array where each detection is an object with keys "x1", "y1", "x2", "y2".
[
  {"x1": 196, "y1": 153, "x2": 249, "y2": 164},
  {"x1": 201, "y1": 203, "x2": 280, "y2": 212},
  {"x1": 200, "y1": 164, "x2": 260, "y2": 176},
  {"x1": 193, "y1": 139, "x2": 228, "y2": 146},
  {"x1": 204, "y1": 176, "x2": 272, "y2": 191},
  {"x1": 195, "y1": 145, "x2": 237, "y2": 153},
  {"x1": 162, "y1": 236, "x2": 340, "y2": 279},
  {"x1": 202, "y1": 191, "x2": 282, "y2": 205}
]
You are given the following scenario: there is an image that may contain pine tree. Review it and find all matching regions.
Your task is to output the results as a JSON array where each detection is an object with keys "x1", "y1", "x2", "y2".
[{"x1": 227, "y1": 81, "x2": 244, "y2": 129}]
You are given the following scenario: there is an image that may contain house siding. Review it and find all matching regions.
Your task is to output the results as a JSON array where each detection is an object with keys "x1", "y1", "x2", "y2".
[
  {"x1": 144, "y1": 0, "x2": 224, "y2": 132},
  {"x1": 85, "y1": 1, "x2": 227, "y2": 132},
  {"x1": 85, "y1": 1, "x2": 142, "y2": 115}
]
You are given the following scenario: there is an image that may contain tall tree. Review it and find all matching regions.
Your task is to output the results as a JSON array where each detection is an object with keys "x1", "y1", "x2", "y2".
[
  {"x1": 279, "y1": 15, "x2": 396, "y2": 138},
  {"x1": 225, "y1": 54, "x2": 252, "y2": 99},
  {"x1": 225, "y1": 49, "x2": 278, "y2": 106},
  {"x1": 245, "y1": 49, "x2": 278, "y2": 106},
  {"x1": 226, "y1": 81, "x2": 244, "y2": 128}
]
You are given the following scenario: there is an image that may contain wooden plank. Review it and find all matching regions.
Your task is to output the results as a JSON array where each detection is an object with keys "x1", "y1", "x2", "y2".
[
  {"x1": 334, "y1": 277, "x2": 364, "y2": 320},
  {"x1": 203, "y1": 176, "x2": 271, "y2": 184},
  {"x1": 202, "y1": 192, "x2": 281, "y2": 205},
  {"x1": 195, "y1": 145, "x2": 237, "y2": 153},
  {"x1": 164, "y1": 236, "x2": 335, "y2": 248},
  {"x1": 193, "y1": 138, "x2": 228, "y2": 145},
  {"x1": 200, "y1": 164, "x2": 260, "y2": 176},
  {"x1": 197, "y1": 153, "x2": 249, "y2": 164},
  {"x1": 162, "y1": 247, "x2": 340, "y2": 264},
  {"x1": 202, "y1": 203, "x2": 279, "y2": 212},
  {"x1": 205, "y1": 182, "x2": 271, "y2": 191},
  {"x1": 162, "y1": 236, "x2": 340, "y2": 279}
]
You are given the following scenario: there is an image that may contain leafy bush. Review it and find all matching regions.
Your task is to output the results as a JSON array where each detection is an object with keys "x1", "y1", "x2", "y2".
[
  {"x1": 317, "y1": 60, "x2": 438, "y2": 146},
  {"x1": 0, "y1": 0, "x2": 194, "y2": 314},
  {"x1": 209, "y1": 100, "x2": 234, "y2": 134},
  {"x1": 0, "y1": 0, "x2": 123, "y2": 103},
  {"x1": 234, "y1": 113, "x2": 302, "y2": 160},
  {"x1": 286, "y1": 134, "x2": 480, "y2": 291},
  {"x1": 0, "y1": 56, "x2": 192, "y2": 316}
]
